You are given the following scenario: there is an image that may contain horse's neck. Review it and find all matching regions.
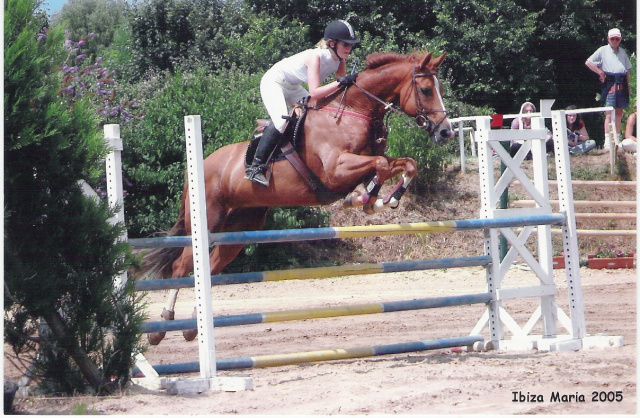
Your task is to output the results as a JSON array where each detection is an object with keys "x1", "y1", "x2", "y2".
[
  {"x1": 305, "y1": 62, "x2": 409, "y2": 153},
  {"x1": 343, "y1": 64, "x2": 406, "y2": 116}
]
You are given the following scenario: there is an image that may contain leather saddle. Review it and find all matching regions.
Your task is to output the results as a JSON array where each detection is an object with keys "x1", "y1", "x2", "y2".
[{"x1": 245, "y1": 105, "x2": 322, "y2": 191}]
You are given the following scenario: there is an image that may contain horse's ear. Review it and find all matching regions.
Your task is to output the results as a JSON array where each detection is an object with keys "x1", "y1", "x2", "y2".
[
  {"x1": 429, "y1": 53, "x2": 447, "y2": 71},
  {"x1": 419, "y1": 52, "x2": 433, "y2": 70}
]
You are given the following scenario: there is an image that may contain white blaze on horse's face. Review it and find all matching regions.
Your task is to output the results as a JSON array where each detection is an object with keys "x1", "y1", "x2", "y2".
[{"x1": 430, "y1": 75, "x2": 454, "y2": 144}]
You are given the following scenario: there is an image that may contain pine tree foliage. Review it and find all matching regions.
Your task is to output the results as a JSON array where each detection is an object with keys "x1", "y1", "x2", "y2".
[{"x1": 4, "y1": 0, "x2": 144, "y2": 394}]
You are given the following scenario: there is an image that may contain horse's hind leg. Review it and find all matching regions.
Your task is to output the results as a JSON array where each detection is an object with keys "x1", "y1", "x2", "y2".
[
  {"x1": 182, "y1": 207, "x2": 268, "y2": 341},
  {"x1": 148, "y1": 196, "x2": 230, "y2": 345},
  {"x1": 147, "y1": 247, "x2": 194, "y2": 345}
]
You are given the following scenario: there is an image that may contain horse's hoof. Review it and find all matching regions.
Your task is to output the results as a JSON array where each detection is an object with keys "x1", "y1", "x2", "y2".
[
  {"x1": 182, "y1": 307, "x2": 198, "y2": 341},
  {"x1": 147, "y1": 332, "x2": 166, "y2": 346},
  {"x1": 147, "y1": 308, "x2": 175, "y2": 345},
  {"x1": 363, "y1": 204, "x2": 375, "y2": 215},
  {"x1": 183, "y1": 329, "x2": 198, "y2": 341}
]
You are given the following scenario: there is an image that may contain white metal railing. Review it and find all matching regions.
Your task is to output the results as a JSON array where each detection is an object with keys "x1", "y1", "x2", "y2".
[
  {"x1": 448, "y1": 116, "x2": 483, "y2": 123},
  {"x1": 449, "y1": 103, "x2": 618, "y2": 174}
]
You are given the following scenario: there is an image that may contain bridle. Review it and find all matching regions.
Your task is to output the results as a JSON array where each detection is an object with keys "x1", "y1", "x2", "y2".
[
  {"x1": 349, "y1": 66, "x2": 448, "y2": 137},
  {"x1": 411, "y1": 68, "x2": 449, "y2": 136}
]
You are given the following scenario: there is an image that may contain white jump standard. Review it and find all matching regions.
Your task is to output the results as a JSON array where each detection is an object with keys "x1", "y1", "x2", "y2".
[{"x1": 472, "y1": 112, "x2": 623, "y2": 351}]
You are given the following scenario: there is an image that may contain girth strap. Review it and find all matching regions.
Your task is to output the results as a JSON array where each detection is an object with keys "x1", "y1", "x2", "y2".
[{"x1": 280, "y1": 142, "x2": 322, "y2": 192}]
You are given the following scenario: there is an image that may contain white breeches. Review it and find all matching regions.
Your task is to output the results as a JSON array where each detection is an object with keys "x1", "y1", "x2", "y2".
[{"x1": 260, "y1": 68, "x2": 309, "y2": 133}]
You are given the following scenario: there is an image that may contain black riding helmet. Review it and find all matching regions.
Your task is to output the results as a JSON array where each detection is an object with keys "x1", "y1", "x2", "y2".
[{"x1": 323, "y1": 20, "x2": 360, "y2": 44}]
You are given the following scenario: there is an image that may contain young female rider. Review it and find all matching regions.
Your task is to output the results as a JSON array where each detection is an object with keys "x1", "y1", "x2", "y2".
[{"x1": 245, "y1": 20, "x2": 359, "y2": 187}]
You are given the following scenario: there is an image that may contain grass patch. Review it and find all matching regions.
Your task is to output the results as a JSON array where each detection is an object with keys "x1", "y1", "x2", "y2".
[
  {"x1": 72, "y1": 403, "x2": 99, "y2": 415},
  {"x1": 571, "y1": 165, "x2": 610, "y2": 180}
]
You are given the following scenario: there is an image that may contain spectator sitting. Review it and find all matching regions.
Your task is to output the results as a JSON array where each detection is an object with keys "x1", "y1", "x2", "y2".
[
  {"x1": 510, "y1": 101, "x2": 554, "y2": 159},
  {"x1": 621, "y1": 112, "x2": 637, "y2": 153},
  {"x1": 565, "y1": 105, "x2": 596, "y2": 155}
]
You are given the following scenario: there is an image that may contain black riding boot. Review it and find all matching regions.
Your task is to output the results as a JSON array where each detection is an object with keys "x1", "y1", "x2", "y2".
[{"x1": 245, "y1": 124, "x2": 283, "y2": 187}]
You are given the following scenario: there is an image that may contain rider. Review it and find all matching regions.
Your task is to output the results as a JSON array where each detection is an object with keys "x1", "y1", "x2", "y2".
[{"x1": 245, "y1": 20, "x2": 360, "y2": 187}]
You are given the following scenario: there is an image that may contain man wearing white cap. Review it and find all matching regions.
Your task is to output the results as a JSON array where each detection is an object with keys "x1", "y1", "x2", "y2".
[{"x1": 585, "y1": 28, "x2": 631, "y2": 147}]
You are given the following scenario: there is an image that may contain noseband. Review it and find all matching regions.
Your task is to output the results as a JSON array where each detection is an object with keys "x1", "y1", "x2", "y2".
[{"x1": 350, "y1": 67, "x2": 448, "y2": 137}]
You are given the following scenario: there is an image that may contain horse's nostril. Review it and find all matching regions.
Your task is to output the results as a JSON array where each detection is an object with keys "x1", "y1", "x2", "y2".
[{"x1": 440, "y1": 129, "x2": 451, "y2": 138}]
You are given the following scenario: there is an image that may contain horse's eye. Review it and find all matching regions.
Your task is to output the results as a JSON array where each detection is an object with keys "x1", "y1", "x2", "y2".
[{"x1": 420, "y1": 87, "x2": 433, "y2": 97}]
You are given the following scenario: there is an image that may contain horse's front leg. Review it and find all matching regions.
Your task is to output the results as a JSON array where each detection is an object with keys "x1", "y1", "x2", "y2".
[
  {"x1": 326, "y1": 153, "x2": 393, "y2": 214},
  {"x1": 380, "y1": 157, "x2": 418, "y2": 209},
  {"x1": 337, "y1": 155, "x2": 418, "y2": 213}
]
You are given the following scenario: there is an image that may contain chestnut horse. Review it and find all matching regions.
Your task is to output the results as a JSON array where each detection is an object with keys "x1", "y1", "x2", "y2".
[{"x1": 142, "y1": 51, "x2": 453, "y2": 345}]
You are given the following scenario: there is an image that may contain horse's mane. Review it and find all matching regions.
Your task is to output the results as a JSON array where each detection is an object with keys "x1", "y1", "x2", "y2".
[{"x1": 365, "y1": 52, "x2": 423, "y2": 70}]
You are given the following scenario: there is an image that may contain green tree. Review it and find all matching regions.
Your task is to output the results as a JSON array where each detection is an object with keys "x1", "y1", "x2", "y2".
[
  {"x1": 221, "y1": 11, "x2": 309, "y2": 73},
  {"x1": 125, "y1": 0, "x2": 306, "y2": 78},
  {"x1": 101, "y1": 22, "x2": 139, "y2": 82},
  {"x1": 4, "y1": 0, "x2": 143, "y2": 394},
  {"x1": 127, "y1": 0, "x2": 227, "y2": 76},
  {"x1": 56, "y1": 0, "x2": 129, "y2": 53},
  {"x1": 246, "y1": 0, "x2": 437, "y2": 50},
  {"x1": 430, "y1": 0, "x2": 555, "y2": 112}
]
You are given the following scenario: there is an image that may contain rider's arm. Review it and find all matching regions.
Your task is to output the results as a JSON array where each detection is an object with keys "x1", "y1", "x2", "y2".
[{"x1": 306, "y1": 54, "x2": 342, "y2": 102}]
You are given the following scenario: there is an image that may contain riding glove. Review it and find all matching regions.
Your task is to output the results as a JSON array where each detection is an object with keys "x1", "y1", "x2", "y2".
[{"x1": 338, "y1": 73, "x2": 358, "y2": 87}]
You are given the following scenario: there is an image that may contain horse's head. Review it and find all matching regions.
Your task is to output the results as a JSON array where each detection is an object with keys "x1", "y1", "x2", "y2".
[{"x1": 400, "y1": 52, "x2": 454, "y2": 144}]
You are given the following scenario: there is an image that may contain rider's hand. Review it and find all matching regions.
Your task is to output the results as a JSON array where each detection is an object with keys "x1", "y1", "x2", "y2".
[{"x1": 338, "y1": 73, "x2": 358, "y2": 87}]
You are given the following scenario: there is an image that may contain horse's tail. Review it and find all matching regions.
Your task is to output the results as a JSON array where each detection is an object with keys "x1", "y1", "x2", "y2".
[{"x1": 137, "y1": 197, "x2": 188, "y2": 280}]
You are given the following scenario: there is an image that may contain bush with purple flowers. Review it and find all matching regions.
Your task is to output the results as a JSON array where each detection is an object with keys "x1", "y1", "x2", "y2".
[{"x1": 60, "y1": 32, "x2": 139, "y2": 124}]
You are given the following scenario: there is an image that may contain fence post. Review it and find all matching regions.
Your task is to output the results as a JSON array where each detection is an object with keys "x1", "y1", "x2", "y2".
[
  {"x1": 457, "y1": 121, "x2": 466, "y2": 173},
  {"x1": 551, "y1": 110, "x2": 586, "y2": 340},
  {"x1": 166, "y1": 115, "x2": 253, "y2": 394},
  {"x1": 473, "y1": 116, "x2": 504, "y2": 349},
  {"x1": 530, "y1": 117, "x2": 556, "y2": 337},
  {"x1": 104, "y1": 124, "x2": 127, "y2": 291}
]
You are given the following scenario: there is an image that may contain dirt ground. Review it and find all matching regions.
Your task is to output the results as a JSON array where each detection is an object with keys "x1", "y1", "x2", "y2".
[{"x1": 8, "y1": 266, "x2": 637, "y2": 415}]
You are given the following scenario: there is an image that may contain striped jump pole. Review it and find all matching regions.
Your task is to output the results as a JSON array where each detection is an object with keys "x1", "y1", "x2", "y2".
[
  {"x1": 128, "y1": 214, "x2": 566, "y2": 249},
  {"x1": 141, "y1": 293, "x2": 492, "y2": 334},
  {"x1": 135, "y1": 255, "x2": 491, "y2": 292},
  {"x1": 137, "y1": 335, "x2": 484, "y2": 375}
]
